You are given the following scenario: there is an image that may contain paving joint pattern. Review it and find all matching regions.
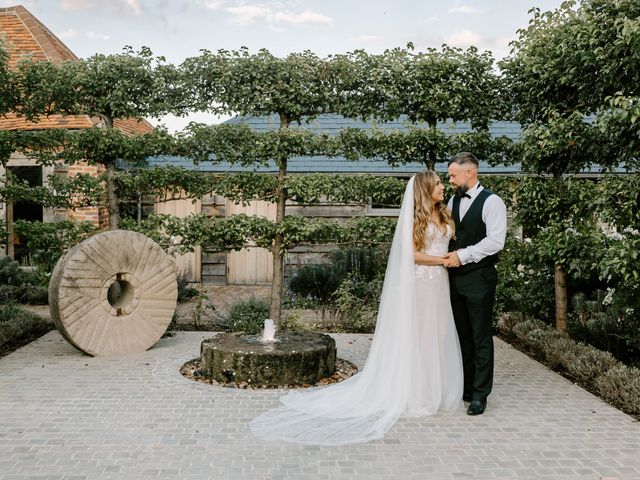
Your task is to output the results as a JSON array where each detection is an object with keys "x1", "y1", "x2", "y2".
[{"x1": 1, "y1": 331, "x2": 639, "y2": 479}]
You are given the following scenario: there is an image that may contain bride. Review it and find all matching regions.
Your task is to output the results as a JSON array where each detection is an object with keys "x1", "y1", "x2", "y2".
[{"x1": 250, "y1": 170, "x2": 464, "y2": 446}]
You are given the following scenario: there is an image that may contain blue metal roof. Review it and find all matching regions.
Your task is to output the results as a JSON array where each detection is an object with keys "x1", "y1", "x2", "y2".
[{"x1": 146, "y1": 114, "x2": 522, "y2": 175}]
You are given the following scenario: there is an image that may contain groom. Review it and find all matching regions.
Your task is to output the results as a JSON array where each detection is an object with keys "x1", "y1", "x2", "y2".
[{"x1": 443, "y1": 152, "x2": 507, "y2": 416}]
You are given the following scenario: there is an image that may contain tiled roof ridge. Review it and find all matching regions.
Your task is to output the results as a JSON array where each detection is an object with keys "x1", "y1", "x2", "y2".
[{"x1": 0, "y1": 5, "x2": 77, "y2": 63}]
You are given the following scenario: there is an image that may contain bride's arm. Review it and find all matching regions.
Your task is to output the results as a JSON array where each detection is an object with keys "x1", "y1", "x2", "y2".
[{"x1": 414, "y1": 249, "x2": 446, "y2": 266}]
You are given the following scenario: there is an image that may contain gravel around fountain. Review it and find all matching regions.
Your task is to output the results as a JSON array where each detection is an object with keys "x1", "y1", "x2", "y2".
[{"x1": 180, "y1": 356, "x2": 358, "y2": 389}]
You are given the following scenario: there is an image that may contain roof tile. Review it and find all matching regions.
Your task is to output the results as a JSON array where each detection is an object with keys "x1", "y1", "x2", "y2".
[{"x1": 0, "y1": 5, "x2": 153, "y2": 135}]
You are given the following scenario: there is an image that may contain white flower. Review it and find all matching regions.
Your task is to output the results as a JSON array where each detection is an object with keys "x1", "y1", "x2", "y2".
[
  {"x1": 517, "y1": 264, "x2": 525, "y2": 273},
  {"x1": 602, "y1": 287, "x2": 615, "y2": 306},
  {"x1": 623, "y1": 227, "x2": 639, "y2": 236},
  {"x1": 606, "y1": 231, "x2": 624, "y2": 241}
]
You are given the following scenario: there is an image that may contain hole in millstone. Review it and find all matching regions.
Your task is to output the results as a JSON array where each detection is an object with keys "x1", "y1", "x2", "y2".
[{"x1": 107, "y1": 273, "x2": 134, "y2": 316}]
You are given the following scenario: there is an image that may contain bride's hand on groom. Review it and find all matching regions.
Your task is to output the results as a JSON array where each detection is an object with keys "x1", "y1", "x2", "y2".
[{"x1": 442, "y1": 252, "x2": 461, "y2": 268}]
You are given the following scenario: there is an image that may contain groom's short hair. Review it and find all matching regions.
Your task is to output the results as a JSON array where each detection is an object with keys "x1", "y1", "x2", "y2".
[{"x1": 449, "y1": 152, "x2": 479, "y2": 169}]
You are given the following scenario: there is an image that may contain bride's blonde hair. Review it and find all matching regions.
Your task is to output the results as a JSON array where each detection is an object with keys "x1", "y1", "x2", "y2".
[{"x1": 413, "y1": 170, "x2": 455, "y2": 251}]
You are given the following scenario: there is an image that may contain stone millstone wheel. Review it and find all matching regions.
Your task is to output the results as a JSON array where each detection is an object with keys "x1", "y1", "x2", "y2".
[
  {"x1": 49, "y1": 230, "x2": 178, "y2": 356},
  {"x1": 201, "y1": 331, "x2": 336, "y2": 387}
]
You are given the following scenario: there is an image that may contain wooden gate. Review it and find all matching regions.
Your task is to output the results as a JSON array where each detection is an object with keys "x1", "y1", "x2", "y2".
[{"x1": 226, "y1": 200, "x2": 276, "y2": 284}]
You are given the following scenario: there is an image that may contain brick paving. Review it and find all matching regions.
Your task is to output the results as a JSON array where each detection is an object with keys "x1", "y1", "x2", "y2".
[{"x1": 1, "y1": 330, "x2": 639, "y2": 480}]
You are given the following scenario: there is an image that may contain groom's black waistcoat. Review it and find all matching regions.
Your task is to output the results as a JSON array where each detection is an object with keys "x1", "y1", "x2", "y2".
[{"x1": 449, "y1": 188, "x2": 498, "y2": 275}]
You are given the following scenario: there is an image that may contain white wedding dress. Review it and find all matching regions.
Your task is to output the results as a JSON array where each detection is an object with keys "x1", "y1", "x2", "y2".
[{"x1": 250, "y1": 177, "x2": 464, "y2": 446}]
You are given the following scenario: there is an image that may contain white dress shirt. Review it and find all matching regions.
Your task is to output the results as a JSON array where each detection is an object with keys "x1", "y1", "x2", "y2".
[{"x1": 446, "y1": 182, "x2": 507, "y2": 266}]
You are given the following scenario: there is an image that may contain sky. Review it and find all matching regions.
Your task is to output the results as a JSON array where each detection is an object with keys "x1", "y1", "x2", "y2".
[{"x1": 2, "y1": 0, "x2": 565, "y2": 131}]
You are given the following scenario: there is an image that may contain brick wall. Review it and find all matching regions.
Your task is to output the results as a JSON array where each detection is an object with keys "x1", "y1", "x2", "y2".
[{"x1": 66, "y1": 162, "x2": 109, "y2": 227}]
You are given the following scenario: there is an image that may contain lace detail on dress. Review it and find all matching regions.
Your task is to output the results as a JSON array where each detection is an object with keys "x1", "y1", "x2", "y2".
[{"x1": 415, "y1": 223, "x2": 452, "y2": 280}]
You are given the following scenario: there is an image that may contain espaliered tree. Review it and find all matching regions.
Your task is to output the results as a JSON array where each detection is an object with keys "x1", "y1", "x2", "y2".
[
  {"x1": 10, "y1": 46, "x2": 185, "y2": 229},
  {"x1": 180, "y1": 48, "x2": 338, "y2": 322},
  {"x1": 332, "y1": 45, "x2": 508, "y2": 168},
  {"x1": 500, "y1": 0, "x2": 640, "y2": 330}
]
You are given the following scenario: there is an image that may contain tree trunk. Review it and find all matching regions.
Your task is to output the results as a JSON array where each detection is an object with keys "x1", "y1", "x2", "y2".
[
  {"x1": 101, "y1": 114, "x2": 119, "y2": 230},
  {"x1": 554, "y1": 264, "x2": 568, "y2": 332},
  {"x1": 106, "y1": 160, "x2": 119, "y2": 230},
  {"x1": 5, "y1": 172, "x2": 14, "y2": 258},
  {"x1": 269, "y1": 113, "x2": 290, "y2": 326},
  {"x1": 427, "y1": 119, "x2": 437, "y2": 170}
]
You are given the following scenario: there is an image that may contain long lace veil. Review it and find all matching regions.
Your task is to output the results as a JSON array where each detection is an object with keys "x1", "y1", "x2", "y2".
[{"x1": 249, "y1": 177, "x2": 417, "y2": 446}]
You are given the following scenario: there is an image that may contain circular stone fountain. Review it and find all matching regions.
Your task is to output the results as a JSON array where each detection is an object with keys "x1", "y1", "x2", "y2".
[{"x1": 200, "y1": 331, "x2": 336, "y2": 387}]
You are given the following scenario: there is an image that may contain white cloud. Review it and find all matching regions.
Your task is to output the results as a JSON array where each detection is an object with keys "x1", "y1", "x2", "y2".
[
  {"x1": 226, "y1": 4, "x2": 271, "y2": 26},
  {"x1": 444, "y1": 29, "x2": 482, "y2": 48},
  {"x1": 60, "y1": 0, "x2": 92, "y2": 10},
  {"x1": 268, "y1": 25, "x2": 286, "y2": 32},
  {"x1": 226, "y1": 3, "x2": 332, "y2": 27},
  {"x1": 273, "y1": 9, "x2": 332, "y2": 25},
  {"x1": 108, "y1": 0, "x2": 142, "y2": 16},
  {"x1": 198, "y1": 0, "x2": 225, "y2": 11},
  {"x1": 86, "y1": 31, "x2": 111, "y2": 40},
  {"x1": 57, "y1": 28, "x2": 79, "y2": 39},
  {"x1": 348, "y1": 35, "x2": 383, "y2": 42},
  {"x1": 448, "y1": 5, "x2": 479, "y2": 14},
  {"x1": 419, "y1": 16, "x2": 438, "y2": 24},
  {"x1": 59, "y1": 0, "x2": 142, "y2": 15},
  {"x1": 57, "y1": 29, "x2": 110, "y2": 41}
]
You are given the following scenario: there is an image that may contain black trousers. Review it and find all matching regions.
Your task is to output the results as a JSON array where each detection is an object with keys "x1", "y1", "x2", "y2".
[{"x1": 449, "y1": 265, "x2": 498, "y2": 402}]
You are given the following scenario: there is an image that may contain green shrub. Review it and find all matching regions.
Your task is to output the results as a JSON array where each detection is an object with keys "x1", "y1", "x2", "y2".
[
  {"x1": 570, "y1": 288, "x2": 640, "y2": 366},
  {"x1": 224, "y1": 298, "x2": 270, "y2": 334},
  {"x1": 0, "y1": 257, "x2": 49, "y2": 305},
  {"x1": 564, "y1": 344, "x2": 618, "y2": 384},
  {"x1": 176, "y1": 275, "x2": 200, "y2": 303},
  {"x1": 495, "y1": 236, "x2": 555, "y2": 322},
  {"x1": 332, "y1": 273, "x2": 382, "y2": 333},
  {"x1": 542, "y1": 336, "x2": 581, "y2": 370},
  {"x1": 288, "y1": 245, "x2": 388, "y2": 305},
  {"x1": 329, "y1": 246, "x2": 385, "y2": 281},
  {"x1": 596, "y1": 365, "x2": 640, "y2": 415},
  {"x1": 0, "y1": 302, "x2": 50, "y2": 349},
  {"x1": 511, "y1": 319, "x2": 548, "y2": 341},
  {"x1": 288, "y1": 264, "x2": 343, "y2": 303}
]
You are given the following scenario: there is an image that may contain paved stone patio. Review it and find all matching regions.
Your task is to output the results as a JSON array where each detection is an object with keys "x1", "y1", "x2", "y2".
[{"x1": 0, "y1": 331, "x2": 639, "y2": 480}]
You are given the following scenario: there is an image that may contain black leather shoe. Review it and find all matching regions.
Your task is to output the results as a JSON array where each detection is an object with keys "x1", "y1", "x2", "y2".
[{"x1": 467, "y1": 400, "x2": 486, "y2": 415}]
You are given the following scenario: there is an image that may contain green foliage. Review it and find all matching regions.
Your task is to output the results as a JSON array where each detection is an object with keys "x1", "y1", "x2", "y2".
[
  {"x1": 0, "y1": 220, "x2": 7, "y2": 245},
  {"x1": 332, "y1": 45, "x2": 505, "y2": 128},
  {"x1": 224, "y1": 297, "x2": 270, "y2": 334},
  {"x1": 12, "y1": 220, "x2": 98, "y2": 271},
  {"x1": 288, "y1": 265, "x2": 344, "y2": 304},
  {"x1": 176, "y1": 275, "x2": 200, "y2": 303},
  {"x1": 286, "y1": 245, "x2": 386, "y2": 333},
  {"x1": 0, "y1": 302, "x2": 51, "y2": 350},
  {"x1": 13, "y1": 46, "x2": 186, "y2": 121},
  {"x1": 570, "y1": 289, "x2": 640, "y2": 366},
  {"x1": 495, "y1": 236, "x2": 555, "y2": 322},
  {"x1": 502, "y1": 0, "x2": 640, "y2": 174},
  {"x1": 0, "y1": 257, "x2": 49, "y2": 304},
  {"x1": 503, "y1": 0, "x2": 640, "y2": 121},
  {"x1": 332, "y1": 274, "x2": 382, "y2": 333},
  {"x1": 596, "y1": 365, "x2": 640, "y2": 415}
]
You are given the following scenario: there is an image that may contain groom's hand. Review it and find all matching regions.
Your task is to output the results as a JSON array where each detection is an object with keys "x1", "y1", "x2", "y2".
[{"x1": 443, "y1": 252, "x2": 462, "y2": 268}]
